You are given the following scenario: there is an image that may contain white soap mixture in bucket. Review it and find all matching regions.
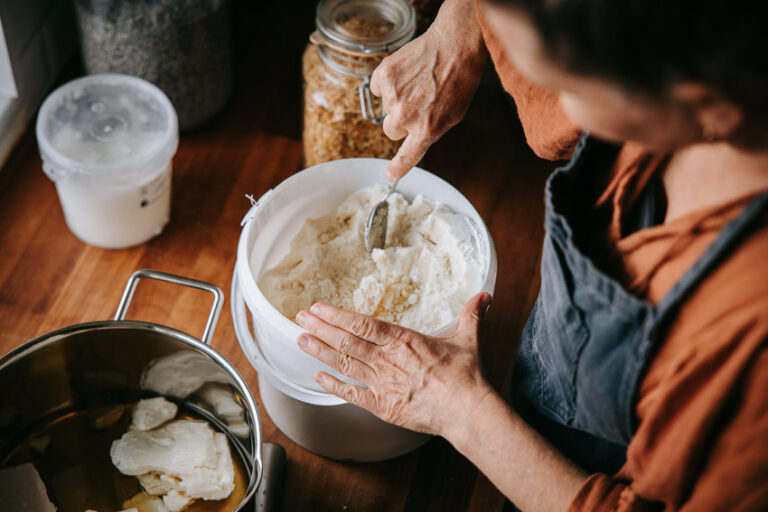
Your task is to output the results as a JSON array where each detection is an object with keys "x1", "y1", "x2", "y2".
[{"x1": 259, "y1": 185, "x2": 484, "y2": 333}]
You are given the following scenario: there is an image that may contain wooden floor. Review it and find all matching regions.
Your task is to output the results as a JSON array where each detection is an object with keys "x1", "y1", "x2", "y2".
[{"x1": 0, "y1": 1, "x2": 556, "y2": 510}]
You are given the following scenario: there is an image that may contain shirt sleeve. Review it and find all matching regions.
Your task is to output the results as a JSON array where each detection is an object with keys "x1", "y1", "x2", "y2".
[
  {"x1": 568, "y1": 343, "x2": 768, "y2": 512},
  {"x1": 568, "y1": 474, "x2": 662, "y2": 512},
  {"x1": 474, "y1": 0, "x2": 581, "y2": 161}
]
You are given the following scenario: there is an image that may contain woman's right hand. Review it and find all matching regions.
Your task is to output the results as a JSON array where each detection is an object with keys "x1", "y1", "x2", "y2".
[{"x1": 370, "y1": 0, "x2": 488, "y2": 180}]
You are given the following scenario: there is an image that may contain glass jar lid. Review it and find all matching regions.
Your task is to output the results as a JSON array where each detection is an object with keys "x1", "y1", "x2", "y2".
[{"x1": 315, "y1": 0, "x2": 416, "y2": 55}]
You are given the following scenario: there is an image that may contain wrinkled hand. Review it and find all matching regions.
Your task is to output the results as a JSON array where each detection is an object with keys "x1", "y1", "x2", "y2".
[
  {"x1": 370, "y1": 0, "x2": 487, "y2": 180},
  {"x1": 295, "y1": 293, "x2": 493, "y2": 437}
]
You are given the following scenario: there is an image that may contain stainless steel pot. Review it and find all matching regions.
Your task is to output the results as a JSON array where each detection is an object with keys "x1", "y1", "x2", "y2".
[{"x1": 0, "y1": 270, "x2": 263, "y2": 512}]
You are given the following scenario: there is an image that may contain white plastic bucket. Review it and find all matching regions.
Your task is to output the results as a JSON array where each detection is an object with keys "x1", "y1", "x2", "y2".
[
  {"x1": 36, "y1": 74, "x2": 178, "y2": 249},
  {"x1": 235, "y1": 158, "x2": 497, "y2": 393},
  {"x1": 232, "y1": 158, "x2": 497, "y2": 461}
]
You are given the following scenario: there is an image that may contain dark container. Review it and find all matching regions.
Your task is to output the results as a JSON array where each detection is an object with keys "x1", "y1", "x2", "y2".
[{"x1": 74, "y1": 0, "x2": 234, "y2": 130}]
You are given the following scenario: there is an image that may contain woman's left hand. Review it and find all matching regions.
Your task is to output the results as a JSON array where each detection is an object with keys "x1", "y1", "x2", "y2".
[{"x1": 294, "y1": 293, "x2": 493, "y2": 437}]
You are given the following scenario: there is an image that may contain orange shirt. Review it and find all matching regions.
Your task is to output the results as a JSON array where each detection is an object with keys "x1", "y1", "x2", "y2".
[{"x1": 477, "y1": 7, "x2": 768, "y2": 511}]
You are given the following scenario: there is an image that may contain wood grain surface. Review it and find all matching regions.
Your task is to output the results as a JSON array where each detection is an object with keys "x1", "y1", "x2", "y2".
[{"x1": 0, "y1": 1, "x2": 556, "y2": 510}]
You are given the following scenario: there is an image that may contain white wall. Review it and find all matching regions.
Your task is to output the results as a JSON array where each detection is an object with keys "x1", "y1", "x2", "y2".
[{"x1": 0, "y1": 0, "x2": 77, "y2": 170}]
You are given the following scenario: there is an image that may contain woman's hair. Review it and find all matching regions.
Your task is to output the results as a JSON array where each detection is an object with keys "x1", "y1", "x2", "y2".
[{"x1": 487, "y1": 0, "x2": 768, "y2": 117}]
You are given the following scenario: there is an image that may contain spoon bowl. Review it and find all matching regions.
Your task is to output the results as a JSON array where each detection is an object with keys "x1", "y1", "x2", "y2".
[{"x1": 364, "y1": 180, "x2": 398, "y2": 253}]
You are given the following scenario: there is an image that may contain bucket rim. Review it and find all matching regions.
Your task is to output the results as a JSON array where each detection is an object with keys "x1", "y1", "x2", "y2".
[
  {"x1": 231, "y1": 272, "x2": 349, "y2": 406},
  {"x1": 236, "y1": 157, "x2": 496, "y2": 337}
]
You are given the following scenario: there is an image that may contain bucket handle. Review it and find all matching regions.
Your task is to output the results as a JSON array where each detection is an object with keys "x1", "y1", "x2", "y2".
[{"x1": 114, "y1": 269, "x2": 224, "y2": 345}]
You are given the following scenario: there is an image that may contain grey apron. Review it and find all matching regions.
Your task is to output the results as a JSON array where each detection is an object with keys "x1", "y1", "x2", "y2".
[{"x1": 512, "y1": 135, "x2": 768, "y2": 475}]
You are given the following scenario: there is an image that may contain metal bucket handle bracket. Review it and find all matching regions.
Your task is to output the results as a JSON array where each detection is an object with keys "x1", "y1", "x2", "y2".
[{"x1": 114, "y1": 269, "x2": 224, "y2": 345}]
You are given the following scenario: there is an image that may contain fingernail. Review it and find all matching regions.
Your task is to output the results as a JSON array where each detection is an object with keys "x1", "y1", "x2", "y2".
[
  {"x1": 310, "y1": 303, "x2": 322, "y2": 315},
  {"x1": 315, "y1": 372, "x2": 327, "y2": 386},
  {"x1": 481, "y1": 294, "x2": 492, "y2": 317},
  {"x1": 297, "y1": 335, "x2": 310, "y2": 348}
]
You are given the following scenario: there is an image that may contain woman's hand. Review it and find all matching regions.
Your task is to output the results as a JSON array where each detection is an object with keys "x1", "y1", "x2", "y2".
[
  {"x1": 296, "y1": 293, "x2": 589, "y2": 510},
  {"x1": 294, "y1": 293, "x2": 493, "y2": 438},
  {"x1": 370, "y1": 0, "x2": 488, "y2": 181}
]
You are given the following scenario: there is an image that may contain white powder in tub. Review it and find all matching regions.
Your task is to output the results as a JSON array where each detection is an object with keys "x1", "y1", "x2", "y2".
[
  {"x1": 0, "y1": 463, "x2": 56, "y2": 512},
  {"x1": 259, "y1": 185, "x2": 485, "y2": 332}
]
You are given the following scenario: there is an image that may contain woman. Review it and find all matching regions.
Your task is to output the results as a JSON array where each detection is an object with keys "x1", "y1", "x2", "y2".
[{"x1": 294, "y1": 0, "x2": 768, "y2": 509}]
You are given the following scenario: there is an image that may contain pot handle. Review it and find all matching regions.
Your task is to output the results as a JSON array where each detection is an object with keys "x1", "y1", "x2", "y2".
[{"x1": 114, "y1": 269, "x2": 224, "y2": 345}]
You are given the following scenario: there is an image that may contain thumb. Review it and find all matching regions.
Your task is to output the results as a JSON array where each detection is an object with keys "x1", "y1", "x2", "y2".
[{"x1": 456, "y1": 292, "x2": 492, "y2": 341}]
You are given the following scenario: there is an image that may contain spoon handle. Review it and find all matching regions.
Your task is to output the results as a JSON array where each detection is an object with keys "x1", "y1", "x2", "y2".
[{"x1": 384, "y1": 178, "x2": 399, "y2": 199}]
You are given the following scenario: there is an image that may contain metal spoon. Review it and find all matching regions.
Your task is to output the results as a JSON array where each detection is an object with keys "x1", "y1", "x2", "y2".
[{"x1": 364, "y1": 180, "x2": 399, "y2": 253}]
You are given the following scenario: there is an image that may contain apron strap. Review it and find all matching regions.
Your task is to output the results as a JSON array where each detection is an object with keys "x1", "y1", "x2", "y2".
[{"x1": 651, "y1": 189, "x2": 768, "y2": 336}]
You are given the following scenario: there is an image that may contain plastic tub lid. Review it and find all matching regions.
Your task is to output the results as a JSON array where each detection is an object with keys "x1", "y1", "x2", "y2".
[{"x1": 36, "y1": 74, "x2": 179, "y2": 183}]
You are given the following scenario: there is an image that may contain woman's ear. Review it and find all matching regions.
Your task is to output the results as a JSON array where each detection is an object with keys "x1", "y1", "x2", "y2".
[{"x1": 671, "y1": 83, "x2": 744, "y2": 141}]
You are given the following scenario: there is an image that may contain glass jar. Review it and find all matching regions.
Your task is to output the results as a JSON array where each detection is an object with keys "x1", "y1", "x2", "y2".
[
  {"x1": 74, "y1": 0, "x2": 233, "y2": 131},
  {"x1": 303, "y1": 0, "x2": 416, "y2": 167}
]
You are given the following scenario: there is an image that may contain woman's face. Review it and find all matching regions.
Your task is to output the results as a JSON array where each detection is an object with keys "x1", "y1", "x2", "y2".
[{"x1": 481, "y1": 3, "x2": 702, "y2": 151}]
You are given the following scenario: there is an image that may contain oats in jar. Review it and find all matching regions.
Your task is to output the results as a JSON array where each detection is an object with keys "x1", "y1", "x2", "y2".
[{"x1": 302, "y1": 0, "x2": 416, "y2": 166}]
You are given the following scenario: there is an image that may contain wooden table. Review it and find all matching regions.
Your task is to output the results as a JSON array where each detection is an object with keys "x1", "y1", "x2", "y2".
[{"x1": 0, "y1": 1, "x2": 556, "y2": 510}]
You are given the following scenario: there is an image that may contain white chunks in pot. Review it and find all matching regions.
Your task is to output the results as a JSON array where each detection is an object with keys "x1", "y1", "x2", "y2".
[{"x1": 110, "y1": 397, "x2": 236, "y2": 512}]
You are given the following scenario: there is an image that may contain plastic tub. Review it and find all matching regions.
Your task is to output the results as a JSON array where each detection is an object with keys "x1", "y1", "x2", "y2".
[
  {"x1": 235, "y1": 158, "x2": 497, "y2": 393},
  {"x1": 36, "y1": 74, "x2": 178, "y2": 249}
]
